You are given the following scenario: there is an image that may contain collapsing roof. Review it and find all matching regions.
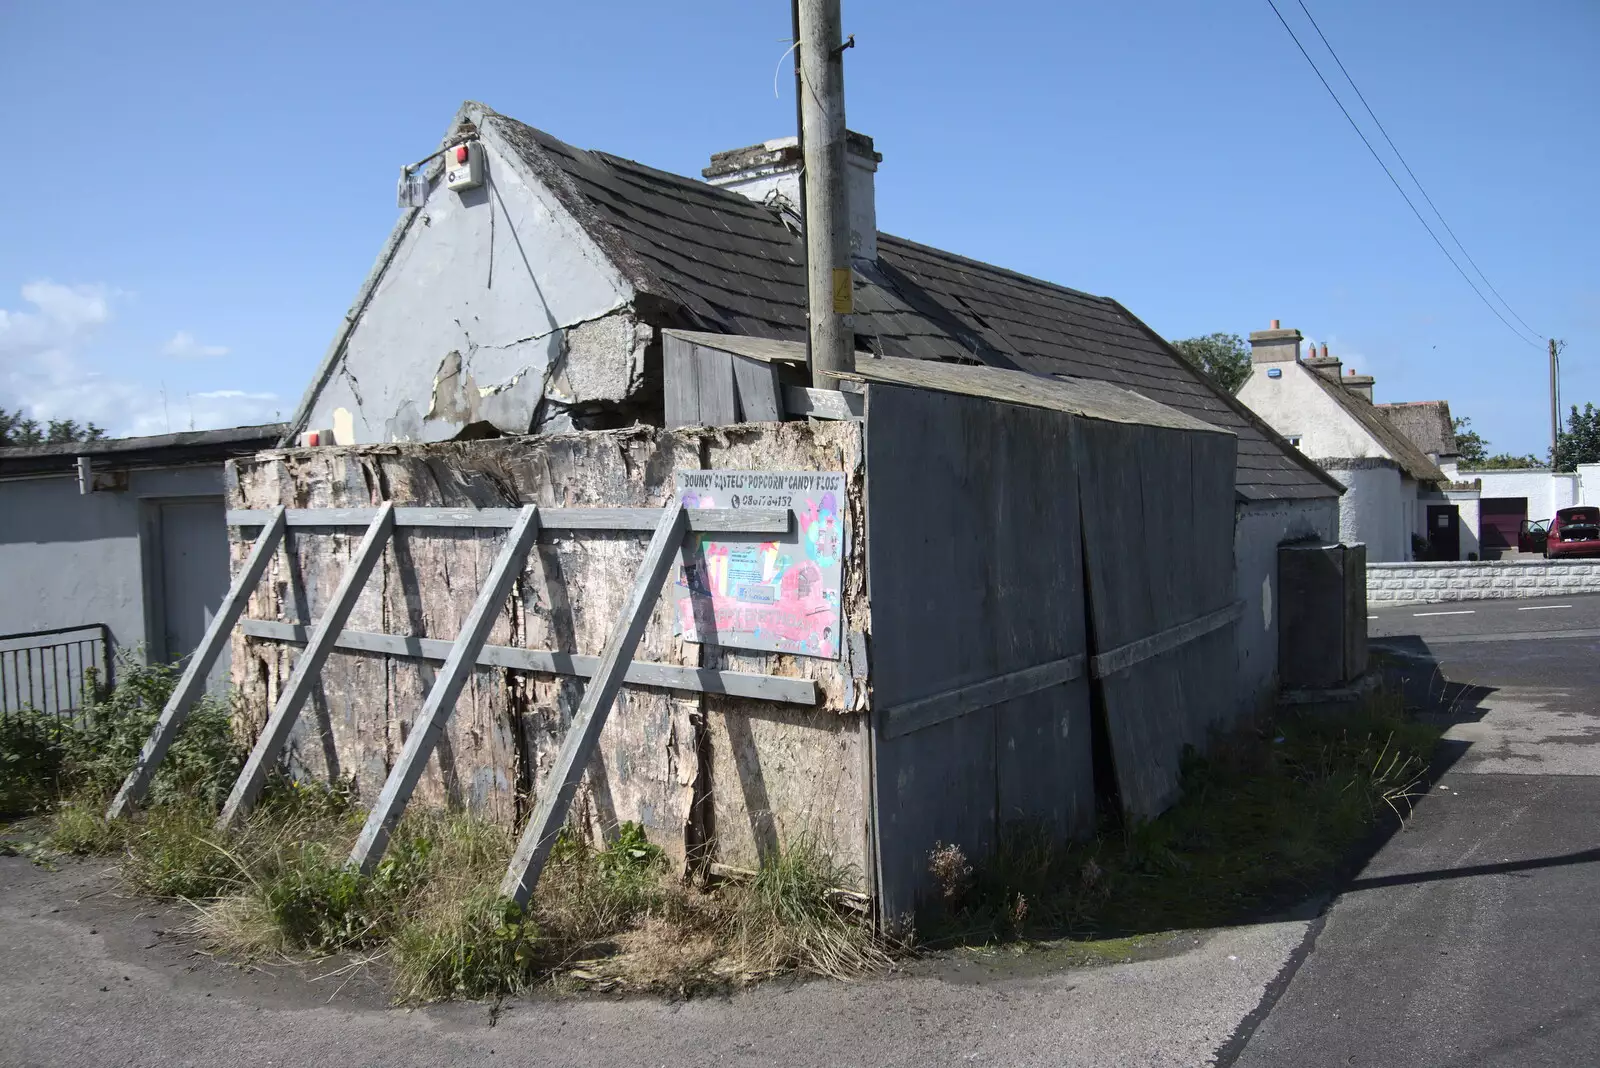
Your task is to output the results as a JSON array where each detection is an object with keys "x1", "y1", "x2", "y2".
[
  {"x1": 1377, "y1": 400, "x2": 1457, "y2": 460},
  {"x1": 293, "y1": 102, "x2": 1338, "y2": 502}
]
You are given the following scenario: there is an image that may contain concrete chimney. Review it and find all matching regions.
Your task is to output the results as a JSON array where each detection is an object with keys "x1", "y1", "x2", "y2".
[
  {"x1": 1305, "y1": 341, "x2": 1343, "y2": 383},
  {"x1": 1343, "y1": 367, "x2": 1375, "y2": 402},
  {"x1": 703, "y1": 131, "x2": 882, "y2": 261},
  {"x1": 1247, "y1": 320, "x2": 1302, "y2": 363}
]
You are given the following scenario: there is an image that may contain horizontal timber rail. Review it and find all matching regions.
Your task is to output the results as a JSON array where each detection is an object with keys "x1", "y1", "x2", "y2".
[
  {"x1": 1088, "y1": 600, "x2": 1245, "y2": 679},
  {"x1": 239, "y1": 619, "x2": 818, "y2": 706},
  {"x1": 226, "y1": 506, "x2": 790, "y2": 534}
]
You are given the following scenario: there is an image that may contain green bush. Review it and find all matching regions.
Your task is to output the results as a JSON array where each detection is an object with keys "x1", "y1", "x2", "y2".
[{"x1": 0, "y1": 652, "x2": 244, "y2": 820}]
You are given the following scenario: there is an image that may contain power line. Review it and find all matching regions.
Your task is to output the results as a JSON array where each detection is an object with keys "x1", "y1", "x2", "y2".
[
  {"x1": 1294, "y1": 0, "x2": 1545, "y2": 342},
  {"x1": 1264, "y1": 0, "x2": 1541, "y2": 349}
]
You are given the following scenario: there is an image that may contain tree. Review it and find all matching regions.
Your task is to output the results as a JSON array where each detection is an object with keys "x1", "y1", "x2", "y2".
[
  {"x1": 1452, "y1": 415, "x2": 1540, "y2": 470},
  {"x1": 0, "y1": 409, "x2": 106, "y2": 447},
  {"x1": 1477, "y1": 453, "x2": 1543, "y2": 470},
  {"x1": 1451, "y1": 416, "x2": 1488, "y2": 465},
  {"x1": 1171, "y1": 333, "x2": 1252, "y2": 395},
  {"x1": 1553, "y1": 402, "x2": 1600, "y2": 472}
]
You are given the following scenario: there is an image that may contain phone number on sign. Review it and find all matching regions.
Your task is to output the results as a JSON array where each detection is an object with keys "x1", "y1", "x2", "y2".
[{"x1": 731, "y1": 494, "x2": 793, "y2": 509}]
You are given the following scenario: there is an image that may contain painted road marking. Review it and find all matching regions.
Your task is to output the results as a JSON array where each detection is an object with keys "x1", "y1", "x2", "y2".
[
  {"x1": 1414, "y1": 610, "x2": 1475, "y2": 617},
  {"x1": 1517, "y1": 604, "x2": 1573, "y2": 611}
]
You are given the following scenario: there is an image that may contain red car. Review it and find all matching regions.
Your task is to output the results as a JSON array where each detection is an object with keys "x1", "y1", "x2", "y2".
[{"x1": 1545, "y1": 505, "x2": 1600, "y2": 559}]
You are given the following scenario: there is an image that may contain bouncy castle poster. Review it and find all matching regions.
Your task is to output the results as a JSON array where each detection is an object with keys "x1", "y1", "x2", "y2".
[{"x1": 670, "y1": 470, "x2": 845, "y2": 659}]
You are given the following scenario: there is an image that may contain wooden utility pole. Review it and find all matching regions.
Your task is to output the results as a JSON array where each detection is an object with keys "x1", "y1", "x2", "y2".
[
  {"x1": 797, "y1": 0, "x2": 854, "y2": 389},
  {"x1": 1550, "y1": 338, "x2": 1561, "y2": 462}
]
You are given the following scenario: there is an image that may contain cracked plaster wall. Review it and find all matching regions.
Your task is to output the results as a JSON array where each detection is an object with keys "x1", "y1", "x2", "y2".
[
  {"x1": 305, "y1": 136, "x2": 642, "y2": 444},
  {"x1": 226, "y1": 423, "x2": 870, "y2": 882}
]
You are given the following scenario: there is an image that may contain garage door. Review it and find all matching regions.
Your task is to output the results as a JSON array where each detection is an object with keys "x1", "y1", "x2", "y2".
[{"x1": 1480, "y1": 497, "x2": 1528, "y2": 554}]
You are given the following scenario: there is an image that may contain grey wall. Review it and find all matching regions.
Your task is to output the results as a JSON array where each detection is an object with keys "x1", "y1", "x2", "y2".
[
  {"x1": 865, "y1": 383, "x2": 1094, "y2": 919},
  {"x1": 0, "y1": 465, "x2": 227, "y2": 663},
  {"x1": 1232, "y1": 496, "x2": 1341, "y2": 718},
  {"x1": 301, "y1": 120, "x2": 641, "y2": 444}
]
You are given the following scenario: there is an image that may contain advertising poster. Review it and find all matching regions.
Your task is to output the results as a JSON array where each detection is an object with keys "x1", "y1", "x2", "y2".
[{"x1": 670, "y1": 470, "x2": 846, "y2": 659}]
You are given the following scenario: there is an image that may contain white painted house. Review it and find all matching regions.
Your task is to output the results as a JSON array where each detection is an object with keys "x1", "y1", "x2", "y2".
[{"x1": 1237, "y1": 323, "x2": 1446, "y2": 562}]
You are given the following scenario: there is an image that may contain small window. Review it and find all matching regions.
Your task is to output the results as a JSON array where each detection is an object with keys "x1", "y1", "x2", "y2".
[{"x1": 1285, "y1": 435, "x2": 1302, "y2": 448}]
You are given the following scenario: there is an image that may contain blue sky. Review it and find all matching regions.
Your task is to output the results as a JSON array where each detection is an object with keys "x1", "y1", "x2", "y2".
[{"x1": 1, "y1": 0, "x2": 1594, "y2": 456}]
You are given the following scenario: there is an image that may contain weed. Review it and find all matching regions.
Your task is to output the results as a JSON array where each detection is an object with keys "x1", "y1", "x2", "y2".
[
  {"x1": 727, "y1": 833, "x2": 891, "y2": 980},
  {"x1": 48, "y1": 797, "x2": 126, "y2": 855},
  {"x1": 392, "y1": 892, "x2": 539, "y2": 1002}
]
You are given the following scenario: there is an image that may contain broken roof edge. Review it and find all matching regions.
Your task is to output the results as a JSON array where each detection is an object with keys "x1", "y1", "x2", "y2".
[
  {"x1": 1105, "y1": 299, "x2": 1346, "y2": 499},
  {"x1": 279, "y1": 101, "x2": 486, "y2": 448},
  {"x1": 480, "y1": 108, "x2": 686, "y2": 311},
  {"x1": 281, "y1": 102, "x2": 654, "y2": 449}
]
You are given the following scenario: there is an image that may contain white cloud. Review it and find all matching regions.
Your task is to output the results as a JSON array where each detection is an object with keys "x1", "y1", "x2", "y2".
[
  {"x1": 0, "y1": 281, "x2": 111, "y2": 363},
  {"x1": 163, "y1": 330, "x2": 230, "y2": 359},
  {"x1": 0, "y1": 281, "x2": 278, "y2": 437}
]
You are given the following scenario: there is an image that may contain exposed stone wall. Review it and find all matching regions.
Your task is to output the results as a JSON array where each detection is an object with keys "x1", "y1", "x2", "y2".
[
  {"x1": 225, "y1": 422, "x2": 869, "y2": 882},
  {"x1": 1368, "y1": 559, "x2": 1600, "y2": 606}
]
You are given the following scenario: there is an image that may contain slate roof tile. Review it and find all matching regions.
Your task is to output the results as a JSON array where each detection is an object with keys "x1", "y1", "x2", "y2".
[{"x1": 486, "y1": 110, "x2": 1339, "y2": 501}]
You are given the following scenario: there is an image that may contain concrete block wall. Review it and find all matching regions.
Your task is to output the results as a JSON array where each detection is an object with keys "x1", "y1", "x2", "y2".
[{"x1": 1368, "y1": 559, "x2": 1600, "y2": 605}]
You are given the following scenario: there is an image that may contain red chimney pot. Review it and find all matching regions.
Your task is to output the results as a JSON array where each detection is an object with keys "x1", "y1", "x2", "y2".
[
  {"x1": 1270, "y1": 319, "x2": 1280, "y2": 330},
  {"x1": 1320, "y1": 342, "x2": 1329, "y2": 359}
]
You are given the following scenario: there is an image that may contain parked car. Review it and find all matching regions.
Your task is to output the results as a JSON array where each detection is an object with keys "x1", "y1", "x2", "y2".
[
  {"x1": 1520, "y1": 518, "x2": 1550, "y2": 554},
  {"x1": 1545, "y1": 506, "x2": 1600, "y2": 559}
]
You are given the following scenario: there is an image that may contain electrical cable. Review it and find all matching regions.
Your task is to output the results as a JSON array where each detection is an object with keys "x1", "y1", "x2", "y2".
[
  {"x1": 1295, "y1": 0, "x2": 1545, "y2": 342},
  {"x1": 1264, "y1": 0, "x2": 1541, "y2": 349}
]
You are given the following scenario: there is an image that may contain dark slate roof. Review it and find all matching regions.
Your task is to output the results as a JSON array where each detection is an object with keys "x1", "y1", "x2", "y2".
[
  {"x1": 1302, "y1": 373, "x2": 1445, "y2": 483},
  {"x1": 1377, "y1": 400, "x2": 1457, "y2": 459},
  {"x1": 483, "y1": 107, "x2": 1339, "y2": 501}
]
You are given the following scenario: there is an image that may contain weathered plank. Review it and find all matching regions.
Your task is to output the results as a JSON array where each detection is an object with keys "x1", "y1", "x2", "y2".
[
  {"x1": 880, "y1": 654, "x2": 1086, "y2": 740},
  {"x1": 500, "y1": 501, "x2": 689, "y2": 906},
  {"x1": 663, "y1": 332, "x2": 700, "y2": 428},
  {"x1": 107, "y1": 507, "x2": 288, "y2": 819},
  {"x1": 694, "y1": 345, "x2": 739, "y2": 426},
  {"x1": 218, "y1": 502, "x2": 396, "y2": 828},
  {"x1": 782, "y1": 385, "x2": 865, "y2": 421},
  {"x1": 731, "y1": 354, "x2": 783, "y2": 422},
  {"x1": 1089, "y1": 602, "x2": 1245, "y2": 679},
  {"x1": 348, "y1": 506, "x2": 542, "y2": 874},
  {"x1": 225, "y1": 506, "x2": 790, "y2": 534},
  {"x1": 238, "y1": 621, "x2": 818, "y2": 705}
]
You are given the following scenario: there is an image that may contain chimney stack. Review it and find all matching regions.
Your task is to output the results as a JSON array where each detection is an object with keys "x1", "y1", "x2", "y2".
[
  {"x1": 704, "y1": 131, "x2": 883, "y2": 261},
  {"x1": 1306, "y1": 341, "x2": 1343, "y2": 382},
  {"x1": 1343, "y1": 366, "x2": 1376, "y2": 402},
  {"x1": 1247, "y1": 319, "x2": 1302, "y2": 364}
]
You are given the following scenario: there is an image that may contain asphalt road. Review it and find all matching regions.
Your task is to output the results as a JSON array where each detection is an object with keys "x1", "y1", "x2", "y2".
[{"x1": 1234, "y1": 591, "x2": 1600, "y2": 1066}]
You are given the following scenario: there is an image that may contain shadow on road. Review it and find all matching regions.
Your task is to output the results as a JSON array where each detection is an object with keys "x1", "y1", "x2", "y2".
[{"x1": 1344, "y1": 846, "x2": 1600, "y2": 893}]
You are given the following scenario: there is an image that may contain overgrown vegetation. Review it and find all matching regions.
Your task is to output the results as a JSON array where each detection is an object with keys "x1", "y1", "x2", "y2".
[
  {"x1": 924, "y1": 693, "x2": 1440, "y2": 945},
  {"x1": 4, "y1": 651, "x2": 1440, "y2": 1000},
  {"x1": 0, "y1": 655, "x2": 241, "y2": 818},
  {"x1": 2, "y1": 662, "x2": 883, "y2": 1000}
]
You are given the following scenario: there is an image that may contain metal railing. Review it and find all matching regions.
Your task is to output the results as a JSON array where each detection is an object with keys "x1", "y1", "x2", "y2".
[{"x1": 0, "y1": 624, "x2": 112, "y2": 723}]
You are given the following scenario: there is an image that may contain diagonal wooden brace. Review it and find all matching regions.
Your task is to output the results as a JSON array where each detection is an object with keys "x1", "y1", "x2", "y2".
[
  {"x1": 107, "y1": 506, "x2": 289, "y2": 819},
  {"x1": 217, "y1": 501, "x2": 396, "y2": 829},
  {"x1": 499, "y1": 500, "x2": 689, "y2": 907},
  {"x1": 347, "y1": 505, "x2": 542, "y2": 874}
]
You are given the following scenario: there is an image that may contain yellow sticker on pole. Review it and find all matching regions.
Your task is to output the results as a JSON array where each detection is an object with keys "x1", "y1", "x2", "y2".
[{"x1": 832, "y1": 267, "x2": 854, "y2": 314}]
